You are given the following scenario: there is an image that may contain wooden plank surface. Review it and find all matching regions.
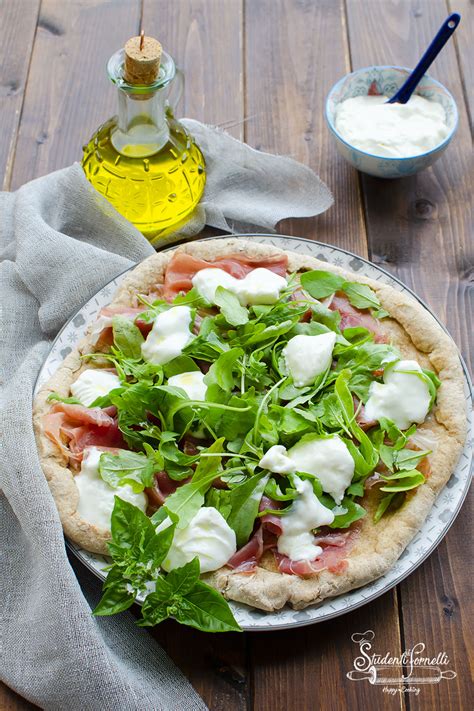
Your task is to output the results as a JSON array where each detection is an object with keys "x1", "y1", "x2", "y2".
[
  {"x1": 244, "y1": 0, "x2": 368, "y2": 254},
  {"x1": 0, "y1": 0, "x2": 40, "y2": 189},
  {"x1": 9, "y1": 0, "x2": 142, "y2": 190},
  {"x1": 0, "y1": 1, "x2": 471, "y2": 710},
  {"x1": 244, "y1": 2, "x2": 405, "y2": 710},
  {"x1": 345, "y1": 1, "x2": 473, "y2": 709}
]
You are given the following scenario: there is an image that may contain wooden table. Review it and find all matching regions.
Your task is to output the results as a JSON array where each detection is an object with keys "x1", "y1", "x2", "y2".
[{"x1": 1, "y1": 1, "x2": 472, "y2": 709}]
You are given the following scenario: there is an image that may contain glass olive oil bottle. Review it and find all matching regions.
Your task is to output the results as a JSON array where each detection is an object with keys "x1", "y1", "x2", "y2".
[{"x1": 82, "y1": 34, "x2": 206, "y2": 245}]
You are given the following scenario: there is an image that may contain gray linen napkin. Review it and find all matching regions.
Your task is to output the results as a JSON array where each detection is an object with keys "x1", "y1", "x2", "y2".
[{"x1": 0, "y1": 124, "x2": 332, "y2": 710}]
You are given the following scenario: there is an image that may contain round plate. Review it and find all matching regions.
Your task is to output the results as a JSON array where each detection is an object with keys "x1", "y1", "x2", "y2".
[{"x1": 34, "y1": 234, "x2": 473, "y2": 631}]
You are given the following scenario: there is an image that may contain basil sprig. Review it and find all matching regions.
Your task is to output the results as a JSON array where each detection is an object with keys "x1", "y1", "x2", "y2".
[{"x1": 93, "y1": 498, "x2": 241, "y2": 632}]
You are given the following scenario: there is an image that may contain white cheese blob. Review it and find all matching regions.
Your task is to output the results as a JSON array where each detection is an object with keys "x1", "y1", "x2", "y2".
[
  {"x1": 89, "y1": 315, "x2": 114, "y2": 345},
  {"x1": 70, "y1": 369, "x2": 121, "y2": 407},
  {"x1": 259, "y1": 445, "x2": 295, "y2": 474},
  {"x1": 335, "y1": 94, "x2": 449, "y2": 158},
  {"x1": 160, "y1": 507, "x2": 237, "y2": 573},
  {"x1": 283, "y1": 332, "x2": 336, "y2": 387},
  {"x1": 288, "y1": 436, "x2": 355, "y2": 504},
  {"x1": 364, "y1": 359, "x2": 431, "y2": 430},
  {"x1": 192, "y1": 267, "x2": 287, "y2": 306},
  {"x1": 277, "y1": 477, "x2": 334, "y2": 561},
  {"x1": 74, "y1": 447, "x2": 147, "y2": 530},
  {"x1": 141, "y1": 305, "x2": 194, "y2": 365},
  {"x1": 234, "y1": 268, "x2": 288, "y2": 306},
  {"x1": 191, "y1": 268, "x2": 236, "y2": 304},
  {"x1": 168, "y1": 371, "x2": 207, "y2": 401}
]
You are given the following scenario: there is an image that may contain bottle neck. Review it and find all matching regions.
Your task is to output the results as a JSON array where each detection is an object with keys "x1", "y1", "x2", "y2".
[{"x1": 111, "y1": 88, "x2": 169, "y2": 157}]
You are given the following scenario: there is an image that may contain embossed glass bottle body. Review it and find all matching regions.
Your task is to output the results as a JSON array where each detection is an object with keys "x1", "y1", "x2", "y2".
[{"x1": 82, "y1": 49, "x2": 206, "y2": 244}]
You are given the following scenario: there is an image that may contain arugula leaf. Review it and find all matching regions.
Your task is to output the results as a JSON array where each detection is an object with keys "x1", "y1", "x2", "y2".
[
  {"x1": 99, "y1": 449, "x2": 160, "y2": 492},
  {"x1": 226, "y1": 473, "x2": 269, "y2": 547},
  {"x1": 162, "y1": 355, "x2": 200, "y2": 378},
  {"x1": 160, "y1": 439, "x2": 225, "y2": 528},
  {"x1": 204, "y1": 348, "x2": 243, "y2": 392},
  {"x1": 47, "y1": 392, "x2": 83, "y2": 405},
  {"x1": 300, "y1": 270, "x2": 344, "y2": 298},
  {"x1": 204, "y1": 488, "x2": 232, "y2": 519},
  {"x1": 379, "y1": 469, "x2": 425, "y2": 492},
  {"x1": 342, "y1": 282, "x2": 381, "y2": 310},
  {"x1": 214, "y1": 286, "x2": 249, "y2": 326},
  {"x1": 374, "y1": 491, "x2": 405, "y2": 523},
  {"x1": 328, "y1": 497, "x2": 366, "y2": 529},
  {"x1": 264, "y1": 476, "x2": 298, "y2": 501},
  {"x1": 158, "y1": 434, "x2": 198, "y2": 480},
  {"x1": 112, "y1": 315, "x2": 144, "y2": 358},
  {"x1": 310, "y1": 302, "x2": 342, "y2": 331}
]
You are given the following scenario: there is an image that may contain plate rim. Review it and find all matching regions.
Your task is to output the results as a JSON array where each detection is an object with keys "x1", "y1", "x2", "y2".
[{"x1": 34, "y1": 233, "x2": 473, "y2": 632}]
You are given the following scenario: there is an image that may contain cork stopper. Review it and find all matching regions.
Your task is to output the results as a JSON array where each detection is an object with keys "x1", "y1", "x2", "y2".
[{"x1": 124, "y1": 31, "x2": 162, "y2": 85}]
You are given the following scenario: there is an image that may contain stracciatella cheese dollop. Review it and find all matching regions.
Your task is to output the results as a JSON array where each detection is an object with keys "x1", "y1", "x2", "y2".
[{"x1": 335, "y1": 94, "x2": 449, "y2": 158}]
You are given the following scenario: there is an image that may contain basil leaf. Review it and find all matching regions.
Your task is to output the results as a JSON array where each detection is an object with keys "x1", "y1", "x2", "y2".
[
  {"x1": 300, "y1": 270, "x2": 345, "y2": 299},
  {"x1": 93, "y1": 579, "x2": 135, "y2": 616},
  {"x1": 109, "y1": 496, "x2": 156, "y2": 553},
  {"x1": 99, "y1": 450, "x2": 158, "y2": 493},
  {"x1": 112, "y1": 315, "x2": 144, "y2": 358},
  {"x1": 164, "y1": 557, "x2": 201, "y2": 596},
  {"x1": 226, "y1": 473, "x2": 269, "y2": 547},
  {"x1": 341, "y1": 282, "x2": 381, "y2": 310},
  {"x1": 142, "y1": 515, "x2": 177, "y2": 569},
  {"x1": 174, "y1": 579, "x2": 241, "y2": 633},
  {"x1": 214, "y1": 286, "x2": 249, "y2": 326},
  {"x1": 139, "y1": 595, "x2": 172, "y2": 627}
]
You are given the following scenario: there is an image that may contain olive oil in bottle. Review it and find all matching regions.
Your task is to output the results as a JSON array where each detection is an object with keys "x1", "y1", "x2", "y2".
[{"x1": 82, "y1": 34, "x2": 206, "y2": 245}]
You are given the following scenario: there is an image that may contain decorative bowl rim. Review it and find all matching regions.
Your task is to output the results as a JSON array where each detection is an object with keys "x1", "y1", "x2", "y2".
[{"x1": 325, "y1": 64, "x2": 459, "y2": 162}]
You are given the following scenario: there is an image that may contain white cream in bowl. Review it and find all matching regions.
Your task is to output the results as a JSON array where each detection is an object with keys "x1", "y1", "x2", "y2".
[{"x1": 335, "y1": 94, "x2": 449, "y2": 158}]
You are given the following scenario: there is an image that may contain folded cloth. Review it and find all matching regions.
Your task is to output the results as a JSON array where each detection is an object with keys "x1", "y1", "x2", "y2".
[{"x1": 0, "y1": 124, "x2": 332, "y2": 710}]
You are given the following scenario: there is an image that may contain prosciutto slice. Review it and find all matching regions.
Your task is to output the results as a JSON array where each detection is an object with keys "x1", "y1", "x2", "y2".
[
  {"x1": 274, "y1": 547, "x2": 349, "y2": 575},
  {"x1": 43, "y1": 402, "x2": 125, "y2": 464},
  {"x1": 329, "y1": 292, "x2": 386, "y2": 342},
  {"x1": 162, "y1": 252, "x2": 289, "y2": 300},
  {"x1": 145, "y1": 471, "x2": 191, "y2": 509},
  {"x1": 275, "y1": 528, "x2": 356, "y2": 575},
  {"x1": 227, "y1": 496, "x2": 283, "y2": 573},
  {"x1": 90, "y1": 305, "x2": 151, "y2": 347}
]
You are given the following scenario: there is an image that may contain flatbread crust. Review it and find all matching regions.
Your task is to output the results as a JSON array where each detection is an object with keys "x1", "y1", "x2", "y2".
[{"x1": 33, "y1": 238, "x2": 467, "y2": 610}]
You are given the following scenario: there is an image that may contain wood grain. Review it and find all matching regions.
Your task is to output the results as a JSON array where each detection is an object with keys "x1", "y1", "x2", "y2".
[
  {"x1": 142, "y1": 0, "x2": 244, "y2": 139},
  {"x1": 0, "y1": 0, "x2": 40, "y2": 189},
  {"x1": 244, "y1": 0, "x2": 368, "y2": 254},
  {"x1": 9, "y1": 0, "x2": 141, "y2": 190},
  {"x1": 345, "y1": 1, "x2": 473, "y2": 709},
  {"x1": 448, "y1": 0, "x2": 473, "y2": 127}
]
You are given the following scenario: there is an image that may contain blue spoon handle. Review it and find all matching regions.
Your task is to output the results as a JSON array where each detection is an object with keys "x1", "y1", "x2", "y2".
[{"x1": 387, "y1": 12, "x2": 461, "y2": 104}]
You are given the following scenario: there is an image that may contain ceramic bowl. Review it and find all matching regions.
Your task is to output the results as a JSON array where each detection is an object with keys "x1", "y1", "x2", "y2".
[{"x1": 325, "y1": 65, "x2": 458, "y2": 178}]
